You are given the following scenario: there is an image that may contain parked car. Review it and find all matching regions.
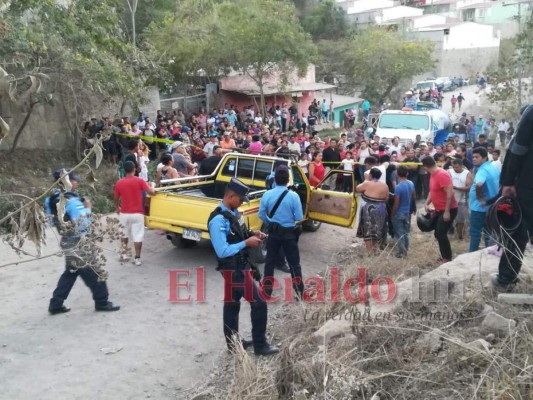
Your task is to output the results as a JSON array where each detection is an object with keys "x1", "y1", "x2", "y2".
[
  {"x1": 451, "y1": 76, "x2": 470, "y2": 87},
  {"x1": 435, "y1": 77, "x2": 455, "y2": 92}
]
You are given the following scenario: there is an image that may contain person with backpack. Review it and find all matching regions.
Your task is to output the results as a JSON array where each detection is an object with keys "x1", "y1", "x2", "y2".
[
  {"x1": 119, "y1": 139, "x2": 141, "y2": 178},
  {"x1": 259, "y1": 165, "x2": 304, "y2": 299},
  {"x1": 45, "y1": 169, "x2": 120, "y2": 315}
]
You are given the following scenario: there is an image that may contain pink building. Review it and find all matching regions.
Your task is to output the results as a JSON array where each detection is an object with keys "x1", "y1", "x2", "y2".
[{"x1": 219, "y1": 65, "x2": 335, "y2": 117}]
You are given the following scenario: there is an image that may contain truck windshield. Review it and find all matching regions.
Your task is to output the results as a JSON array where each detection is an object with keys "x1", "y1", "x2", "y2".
[
  {"x1": 416, "y1": 82, "x2": 434, "y2": 90},
  {"x1": 379, "y1": 114, "x2": 430, "y2": 130}
]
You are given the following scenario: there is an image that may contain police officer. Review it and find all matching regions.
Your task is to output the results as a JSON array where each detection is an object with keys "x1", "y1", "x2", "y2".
[
  {"x1": 492, "y1": 104, "x2": 533, "y2": 291},
  {"x1": 259, "y1": 165, "x2": 304, "y2": 298},
  {"x1": 46, "y1": 169, "x2": 120, "y2": 314},
  {"x1": 264, "y1": 160, "x2": 290, "y2": 274},
  {"x1": 208, "y1": 178, "x2": 279, "y2": 356}
]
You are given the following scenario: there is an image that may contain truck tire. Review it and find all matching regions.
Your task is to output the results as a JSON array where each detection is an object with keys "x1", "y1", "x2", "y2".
[
  {"x1": 302, "y1": 219, "x2": 322, "y2": 232},
  {"x1": 168, "y1": 233, "x2": 198, "y2": 248}
]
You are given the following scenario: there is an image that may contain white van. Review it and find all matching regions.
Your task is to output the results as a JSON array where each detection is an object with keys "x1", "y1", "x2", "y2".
[
  {"x1": 375, "y1": 109, "x2": 451, "y2": 146},
  {"x1": 415, "y1": 80, "x2": 437, "y2": 93}
]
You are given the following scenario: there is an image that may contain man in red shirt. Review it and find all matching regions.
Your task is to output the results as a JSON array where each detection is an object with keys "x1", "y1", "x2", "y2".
[
  {"x1": 422, "y1": 157, "x2": 458, "y2": 264},
  {"x1": 114, "y1": 161, "x2": 156, "y2": 266}
]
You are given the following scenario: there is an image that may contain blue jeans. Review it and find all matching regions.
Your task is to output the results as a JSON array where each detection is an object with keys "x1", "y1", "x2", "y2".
[
  {"x1": 392, "y1": 213, "x2": 411, "y2": 256},
  {"x1": 469, "y1": 210, "x2": 491, "y2": 252}
]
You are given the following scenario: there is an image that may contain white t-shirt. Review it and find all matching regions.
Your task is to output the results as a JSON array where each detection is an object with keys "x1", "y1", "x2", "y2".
[
  {"x1": 491, "y1": 159, "x2": 502, "y2": 171},
  {"x1": 203, "y1": 142, "x2": 217, "y2": 157},
  {"x1": 358, "y1": 148, "x2": 371, "y2": 163},
  {"x1": 388, "y1": 145, "x2": 401, "y2": 155},
  {"x1": 298, "y1": 159, "x2": 309, "y2": 173},
  {"x1": 364, "y1": 163, "x2": 387, "y2": 183},
  {"x1": 288, "y1": 142, "x2": 301, "y2": 154},
  {"x1": 448, "y1": 168, "x2": 469, "y2": 204},
  {"x1": 497, "y1": 122, "x2": 509, "y2": 132},
  {"x1": 139, "y1": 155, "x2": 149, "y2": 181},
  {"x1": 341, "y1": 159, "x2": 356, "y2": 175}
]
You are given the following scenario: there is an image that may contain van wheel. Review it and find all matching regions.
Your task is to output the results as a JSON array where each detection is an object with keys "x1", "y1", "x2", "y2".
[
  {"x1": 169, "y1": 233, "x2": 198, "y2": 248},
  {"x1": 302, "y1": 220, "x2": 322, "y2": 232}
]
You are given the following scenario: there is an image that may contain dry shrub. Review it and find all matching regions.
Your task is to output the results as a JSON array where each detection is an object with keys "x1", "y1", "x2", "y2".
[{"x1": 205, "y1": 237, "x2": 533, "y2": 400}]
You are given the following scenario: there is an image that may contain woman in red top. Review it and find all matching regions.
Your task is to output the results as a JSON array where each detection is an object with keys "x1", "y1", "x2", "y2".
[{"x1": 308, "y1": 151, "x2": 325, "y2": 187}]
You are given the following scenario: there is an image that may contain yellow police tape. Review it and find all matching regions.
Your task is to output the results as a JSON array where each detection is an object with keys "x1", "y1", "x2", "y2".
[{"x1": 113, "y1": 132, "x2": 433, "y2": 166}]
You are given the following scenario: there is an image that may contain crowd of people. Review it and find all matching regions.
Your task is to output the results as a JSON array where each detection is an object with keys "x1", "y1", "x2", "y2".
[{"x1": 83, "y1": 101, "x2": 518, "y2": 265}]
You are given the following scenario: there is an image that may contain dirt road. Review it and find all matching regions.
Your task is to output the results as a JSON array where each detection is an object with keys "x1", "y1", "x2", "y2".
[{"x1": 0, "y1": 222, "x2": 353, "y2": 400}]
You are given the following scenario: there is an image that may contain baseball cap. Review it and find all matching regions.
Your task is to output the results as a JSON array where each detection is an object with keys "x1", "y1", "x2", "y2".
[
  {"x1": 405, "y1": 90, "x2": 413, "y2": 96},
  {"x1": 223, "y1": 131, "x2": 231, "y2": 136},
  {"x1": 171, "y1": 141, "x2": 183, "y2": 148}
]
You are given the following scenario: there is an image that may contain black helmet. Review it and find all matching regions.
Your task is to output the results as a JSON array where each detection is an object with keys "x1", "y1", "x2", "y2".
[
  {"x1": 485, "y1": 197, "x2": 522, "y2": 240},
  {"x1": 417, "y1": 211, "x2": 437, "y2": 232}
]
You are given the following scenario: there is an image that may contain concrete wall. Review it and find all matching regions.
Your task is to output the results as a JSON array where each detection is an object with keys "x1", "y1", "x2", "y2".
[
  {"x1": 410, "y1": 23, "x2": 500, "y2": 81},
  {"x1": 0, "y1": 86, "x2": 160, "y2": 151},
  {"x1": 440, "y1": 46, "x2": 499, "y2": 78},
  {"x1": 0, "y1": 100, "x2": 72, "y2": 150},
  {"x1": 443, "y1": 22, "x2": 500, "y2": 50}
]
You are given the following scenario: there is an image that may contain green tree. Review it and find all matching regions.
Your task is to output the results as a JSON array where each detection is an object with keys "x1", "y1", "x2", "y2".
[
  {"x1": 340, "y1": 28, "x2": 434, "y2": 105},
  {"x1": 150, "y1": 0, "x2": 316, "y2": 115},
  {"x1": 301, "y1": 0, "x2": 350, "y2": 41},
  {"x1": 487, "y1": 11, "x2": 533, "y2": 119},
  {"x1": 0, "y1": 0, "x2": 167, "y2": 153}
]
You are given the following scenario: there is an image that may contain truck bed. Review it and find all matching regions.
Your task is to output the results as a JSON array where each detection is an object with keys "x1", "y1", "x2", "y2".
[{"x1": 145, "y1": 182, "x2": 263, "y2": 240}]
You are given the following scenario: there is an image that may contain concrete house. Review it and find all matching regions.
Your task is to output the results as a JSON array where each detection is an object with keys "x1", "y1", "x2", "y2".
[
  {"x1": 218, "y1": 65, "x2": 335, "y2": 118},
  {"x1": 411, "y1": 21, "x2": 501, "y2": 80}
]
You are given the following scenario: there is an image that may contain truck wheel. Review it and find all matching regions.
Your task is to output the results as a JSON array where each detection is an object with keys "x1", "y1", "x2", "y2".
[
  {"x1": 169, "y1": 233, "x2": 198, "y2": 248},
  {"x1": 302, "y1": 220, "x2": 322, "y2": 232}
]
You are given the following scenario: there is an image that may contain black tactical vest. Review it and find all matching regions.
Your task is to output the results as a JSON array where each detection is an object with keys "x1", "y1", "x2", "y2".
[{"x1": 208, "y1": 206, "x2": 252, "y2": 271}]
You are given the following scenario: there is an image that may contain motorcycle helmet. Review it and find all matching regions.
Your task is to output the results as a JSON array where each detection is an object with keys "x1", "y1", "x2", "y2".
[
  {"x1": 485, "y1": 196, "x2": 522, "y2": 240},
  {"x1": 417, "y1": 211, "x2": 437, "y2": 232}
]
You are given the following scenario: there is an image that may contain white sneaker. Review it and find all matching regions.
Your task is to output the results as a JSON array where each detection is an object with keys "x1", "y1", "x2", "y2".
[
  {"x1": 120, "y1": 254, "x2": 130, "y2": 263},
  {"x1": 134, "y1": 258, "x2": 142, "y2": 266}
]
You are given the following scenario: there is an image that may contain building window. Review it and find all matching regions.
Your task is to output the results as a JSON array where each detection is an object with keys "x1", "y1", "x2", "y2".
[{"x1": 463, "y1": 8, "x2": 475, "y2": 22}]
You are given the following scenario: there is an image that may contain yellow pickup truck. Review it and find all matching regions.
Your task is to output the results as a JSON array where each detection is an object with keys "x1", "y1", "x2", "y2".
[{"x1": 144, "y1": 153, "x2": 358, "y2": 262}]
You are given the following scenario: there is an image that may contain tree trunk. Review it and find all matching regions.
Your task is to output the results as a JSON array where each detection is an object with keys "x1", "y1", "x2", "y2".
[
  {"x1": 380, "y1": 81, "x2": 398, "y2": 106},
  {"x1": 11, "y1": 101, "x2": 37, "y2": 151},
  {"x1": 258, "y1": 76, "x2": 266, "y2": 118},
  {"x1": 120, "y1": 98, "x2": 128, "y2": 115}
]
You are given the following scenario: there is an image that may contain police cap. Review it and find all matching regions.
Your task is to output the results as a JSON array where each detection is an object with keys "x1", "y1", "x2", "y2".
[{"x1": 227, "y1": 178, "x2": 249, "y2": 202}]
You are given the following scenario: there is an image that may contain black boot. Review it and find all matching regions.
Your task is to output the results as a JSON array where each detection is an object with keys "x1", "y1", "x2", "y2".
[
  {"x1": 48, "y1": 305, "x2": 71, "y2": 315},
  {"x1": 254, "y1": 343, "x2": 279, "y2": 356},
  {"x1": 95, "y1": 302, "x2": 121, "y2": 312}
]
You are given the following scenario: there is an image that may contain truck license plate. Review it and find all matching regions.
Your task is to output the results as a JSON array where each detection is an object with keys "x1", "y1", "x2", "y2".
[{"x1": 182, "y1": 228, "x2": 202, "y2": 241}]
